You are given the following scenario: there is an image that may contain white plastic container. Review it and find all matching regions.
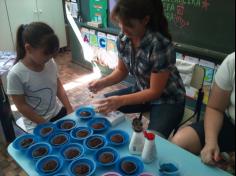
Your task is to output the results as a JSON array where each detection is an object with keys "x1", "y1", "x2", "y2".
[
  {"x1": 129, "y1": 130, "x2": 145, "y2": 155},
  {"x1": 141, "y1": 131, "x2": 157, "y2": 163}
]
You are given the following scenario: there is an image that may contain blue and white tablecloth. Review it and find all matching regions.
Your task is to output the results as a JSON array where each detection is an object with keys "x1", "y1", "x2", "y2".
[{"x1": 0, "y1": 51, "x2": 16, "y2": 76}]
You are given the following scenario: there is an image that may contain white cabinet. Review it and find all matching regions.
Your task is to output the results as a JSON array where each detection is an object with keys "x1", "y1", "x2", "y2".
[
  {"x1": 36, "y1": 0, "x2": 67, "y2": 48},
  {"x1": 5, "y1": 0, "x2": 67, "y2": 48},
  {"x1": 0, "y1": 0, "x2": 14, "y2": 51}
]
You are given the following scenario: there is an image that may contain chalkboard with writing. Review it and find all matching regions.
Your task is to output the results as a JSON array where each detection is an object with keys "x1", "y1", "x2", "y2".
[
  {"x1": 79, "y1": 0, "x2": 235, "y2": 63},
  {"x1": 162, "y1": 0, "x2": 235, "y2": 62}
]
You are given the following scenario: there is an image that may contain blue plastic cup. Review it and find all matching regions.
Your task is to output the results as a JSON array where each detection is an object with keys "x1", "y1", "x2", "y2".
[
  {"x1": 27, "y1": 142, "x2": 52, "y2": 161},
  {"x1": 60, "y1": 143, "x2": 84, "y2": 162},
  {"x1": 36, "y1": 155, "x2": 64, "y2": 176},
  {"x1": 116, "y1": 156, "x2": 144, "y2": 176},
  {"x1": 68, "y1": 158, "x2": 96, "y2": 176},
  {"x1": 55, "y1": 119, "x2": 77, "y2": 132},
  {"x1": 106, "y1": 130, "x2": 130, "y2": 147},
  {"x1": 83, "y1": 134, "x2": 107, "y2": 153},
  {"x1": 33, "y1": 122, "x2": 55, "y2": 139},
  {"x1": 70, "y1": 126, "x2": 93, "y2": 143},
  {"x1": 48, "y1": 132, "x2": 70, "y2": 150},
  {"x1": 94, "y1": 147, "x2": 120, "y2": 167},
  {"x1": 87, "y1": 117, "x2": 111, "y2": 133},
  {"x1": 75, "y1": 106, "x2": 96, "y2": 120},
  {"x1": 12, "y1": 134, "x2": 39, "y2": 153}
]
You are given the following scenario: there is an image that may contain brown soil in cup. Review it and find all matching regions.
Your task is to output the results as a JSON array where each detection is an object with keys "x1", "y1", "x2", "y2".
[
  {"x1": 76, "y1": 130, "x2": 89, "y2": 138},
  {"x1": 65, "y1": 149, "x2": 81, "y2": 159},
  {"x1": 92, "y1": 123, "x2": 105, "y2": 130},
  {"x1": 80, "y1": 111, "x2": 91, "y2": 117},
  {"x1": 43, "y1": 160, "x2": 58, "y2": 173},
  {"x1": 41, "y1": 127, "x2": 53, "y2": 136},
  {"x1": 88, "y1": 137, "x2": 103, "y2": 148},
  {"x1": 20, "y1": 138, "x2": 34, "y2": 149},
  {"x1": 121, "y1": 161, "x2": 137, "y2": 174},
  {"x1": 32, "y1": 147, "x2": 48, "y2": 158},
  {"x1": 111, "y1": 134, "x2": 124, "y2": 144},
  {"x1": 99, "y1": 152, "x2": 114, "y2": 164},
  {"x1": 61, "y1": 122, "x2": 74, "y2": 130},
  {"x1": 52, "y1": 135, "x2": 67, "y2": 145},
  {"x1": 74, "y1": 164, "x2": 90, "y2": 175}
]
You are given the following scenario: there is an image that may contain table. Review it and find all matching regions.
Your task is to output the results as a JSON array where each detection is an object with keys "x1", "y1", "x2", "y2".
[{"x1": 8, "y1": 113, "x2": 232, "y2": 176}]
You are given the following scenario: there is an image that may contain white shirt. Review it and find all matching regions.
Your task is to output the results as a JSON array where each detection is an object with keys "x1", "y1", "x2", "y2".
[
  {"x1": 7, "y1": 59, "x2": 62, "y2": 121},
  {"x1": 215, "y1": 52, "x2": 235, "y2": 124}
]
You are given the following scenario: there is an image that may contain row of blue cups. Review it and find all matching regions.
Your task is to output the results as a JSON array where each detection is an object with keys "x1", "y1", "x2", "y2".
[
  {"x1": 34, "y1": 146, "x2": 117, "y2": 175},
  {"x1": 12, "y1": 128, "x2": 130, "y2": 160},
  {"x1": 35, "y1": 150, "x2": 145, "y2": 176}
]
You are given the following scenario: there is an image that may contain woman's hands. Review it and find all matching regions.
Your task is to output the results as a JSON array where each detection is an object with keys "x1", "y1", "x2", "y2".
[
  {"x1": 93, "y1": 96, "x2": 124, "y2": 114},
  {"x1": 88, "y1": 80, "x2": 106, "y2": 93},
  {"x1": 201, "y1": 142, "x2": 221, "y2": 165}
]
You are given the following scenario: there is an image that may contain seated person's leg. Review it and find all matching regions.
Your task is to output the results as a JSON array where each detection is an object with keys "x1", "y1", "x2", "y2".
[
  {"x1": 172, "y1": 114, "x2": 235, "y2": 154},
  {"x1": 148, "y1": 103, "x2": 185, "y2": 139},
  {"x1": 171, "y1": 124, "x2": 203, "y2": 154}
]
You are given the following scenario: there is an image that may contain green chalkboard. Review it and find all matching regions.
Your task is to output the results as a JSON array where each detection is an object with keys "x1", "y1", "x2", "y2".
[
  {"x1": 162, "y1": 0, "x2": 235, "y2": 62},
  {"x1": 78, "y1": 0, "x2": 235, "y2": 63}
]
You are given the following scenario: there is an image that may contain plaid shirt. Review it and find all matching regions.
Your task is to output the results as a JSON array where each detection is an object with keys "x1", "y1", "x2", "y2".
[{"x1": 117, "y1": 30, "x2": 186, "y2": 104}]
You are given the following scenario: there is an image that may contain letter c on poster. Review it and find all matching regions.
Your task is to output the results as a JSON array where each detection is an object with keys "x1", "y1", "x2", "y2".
[{"x1": 99, "y1": 38, "x2": 106, "y2": 49}]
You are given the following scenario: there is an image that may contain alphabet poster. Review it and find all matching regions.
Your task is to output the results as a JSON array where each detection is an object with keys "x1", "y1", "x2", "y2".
[
  {"x1": 81, "y1": 27, "x2": 90, "y2": 43},
  {"x1": 106, "y1": 34, "x2": 117, "y2": 53},
  {"x1": 97, "y1": 32, "x2": 107, "y2": 49},
  {"x1": 89, "y1": 30, "x2": 99, "y2": 47}
]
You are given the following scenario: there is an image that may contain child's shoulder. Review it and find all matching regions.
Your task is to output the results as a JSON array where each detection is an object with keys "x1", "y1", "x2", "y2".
[
  {"x1": 8, "y1": 61, "x2": 29, "y2": 78},
  {"x1": 9, "y1": 61, "x2": 25, "y2": 72}
]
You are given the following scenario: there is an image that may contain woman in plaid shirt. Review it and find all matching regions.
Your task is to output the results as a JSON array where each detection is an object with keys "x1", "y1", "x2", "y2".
[{"x1": 89, "y1": 0, "x2": 186, "y2": 138}]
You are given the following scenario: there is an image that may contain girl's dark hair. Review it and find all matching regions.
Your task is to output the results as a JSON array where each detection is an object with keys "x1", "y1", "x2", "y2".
[
  {"x1": 111, "y1": 0, "x2": 172, "y2": 40},
  {"x1": 16, "y1": 22, "x2": 59, "y2": 64}
]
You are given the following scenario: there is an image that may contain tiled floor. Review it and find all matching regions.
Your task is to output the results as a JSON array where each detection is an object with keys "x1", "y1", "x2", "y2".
[{"x1": 0, "y1": 51, "x2": 135, "y2": 176}]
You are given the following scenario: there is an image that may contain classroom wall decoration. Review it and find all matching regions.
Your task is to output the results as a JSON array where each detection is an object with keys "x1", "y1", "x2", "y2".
[
  {"x1": 89, "y1": 29, "x2": 99, "y2": 47},
  {"x1": 106, "y1": 34, "x2": 117, "y2": 53},
  {"x1": 80, "y1": 27, "x2": 118, "y2": 69},
  {"x1": 81, "y1": 27, "x2": 90, "y2": 43},
  {"x1": 97, "y1": 32, "x2": 107, "y2": 49},
  {"x1": 80, "y1": 0, "x2": 235, "y2": 61}
]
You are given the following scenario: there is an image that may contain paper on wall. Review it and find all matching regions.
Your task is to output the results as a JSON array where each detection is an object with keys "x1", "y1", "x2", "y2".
[
  {"x1": 184, "y1": 56, "x2": 200, "y2": 64},
  {"x1": 106, "y1": 34, "x2": 118, "y2": 53},
  {"x1": 71, "y1": 2, "x2": 78, "y2": 18},
  {"x1": 80, "y1": 27, "x2": 90, "y2": 43},
  {"x1": 97, "y1": 32, "x2": 107, "y2": 49},
  {"x1": 89, "y1": 30, "x2": 99, "y2": 47}
]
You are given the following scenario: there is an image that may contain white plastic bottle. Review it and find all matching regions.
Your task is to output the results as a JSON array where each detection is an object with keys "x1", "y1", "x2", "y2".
[
  {"x1": 141, "y1": 131, "x2": 157, "y2": 163},
  {"x1": 129, "y1": 129, "x2": 145, "y2": 155}
]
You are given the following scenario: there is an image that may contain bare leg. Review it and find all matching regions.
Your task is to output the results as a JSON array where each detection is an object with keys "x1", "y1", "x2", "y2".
[{"x1": 171, "y1": 127, "x2": 202, "y2": 155}]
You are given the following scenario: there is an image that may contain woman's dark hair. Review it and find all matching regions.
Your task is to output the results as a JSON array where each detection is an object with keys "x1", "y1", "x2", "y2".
[
  {"x1": 111, "y1": 0, "x2": 172, "y2": 40},
  {"x1": 15, "y1": 22, "x2": 59, "y2": 64}
]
